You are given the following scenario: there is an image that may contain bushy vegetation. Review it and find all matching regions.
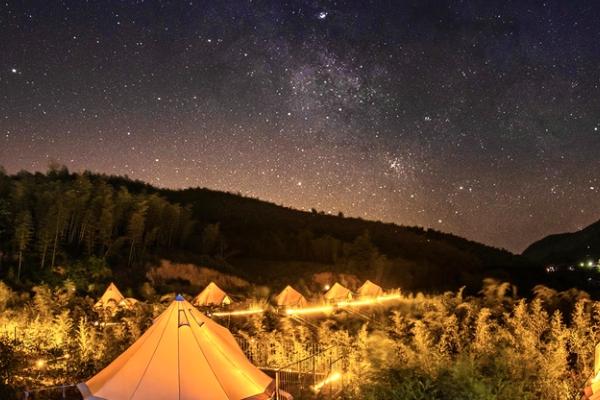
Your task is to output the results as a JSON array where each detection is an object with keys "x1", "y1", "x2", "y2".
[{"x1": 0, "y1": 278, "x2": 596, "y2": 400}]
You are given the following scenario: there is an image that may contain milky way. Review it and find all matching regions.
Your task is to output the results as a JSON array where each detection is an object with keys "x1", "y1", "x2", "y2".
[{"x1": 1, "y1": 1, "x2": 600, "y2": 252}]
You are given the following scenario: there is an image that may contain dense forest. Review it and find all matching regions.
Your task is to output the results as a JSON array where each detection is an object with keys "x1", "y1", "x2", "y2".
[{"x1": 0, "y1": 165, "x2": 550, "y2": 297}]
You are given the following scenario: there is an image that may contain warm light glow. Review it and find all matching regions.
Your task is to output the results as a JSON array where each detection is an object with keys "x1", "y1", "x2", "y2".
[
  {"x1": 376, "y1": 293, "x2": 402, "y2": 302},
  {"x1": 337, "y1": 298, "x2": 376, "y2": 307},
  {"x1": 212, "y1": 308, "x2": 265, "y2": 317},
  {"x1": 285, "y1": 305, "x2": 335, "y2": 315},
  {"x1": 312, "y1": 371, "x2": 342, "y2": 392},
  {"x1": 35, "y1": 359, "x2": 46, "y2": 368},
  {"x1": 285, "y1": 293, "x2": 402, "y2": 315},
  {"x1": 324, "y1": 284, "x2": 331, "y2": 291},
  {"x1": 337, "y1": 293, "x2": 402, "y2": 308}
]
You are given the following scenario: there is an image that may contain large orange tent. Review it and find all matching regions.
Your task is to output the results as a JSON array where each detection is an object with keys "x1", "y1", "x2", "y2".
[
  {"x1": 94, "y1": 282, "x2": 138, "y2": 310},
  {"x1": 276, "y1": 285, "x2": 308, "y2": 308},
  {"x1": 323, "y1": 282, "x2": 352, "y2": 302},
  {"x1": 78, "y1": 295, "x2": 275, "y2": 400},
  {"x1": 192, "y1": 282, "x2": 233, "y2": 307},
  {"x1": 356, "y1": 280, "x2": 383, "y2": 298}
]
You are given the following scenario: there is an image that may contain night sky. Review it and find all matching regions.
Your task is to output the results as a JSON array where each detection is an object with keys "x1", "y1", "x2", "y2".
[{"x1": 1, "y1": 1, "x2": 600, "y2": 253}]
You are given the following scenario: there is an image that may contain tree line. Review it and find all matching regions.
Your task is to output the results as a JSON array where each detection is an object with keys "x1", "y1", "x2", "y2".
[
  {"x1": 0, "y1": 165, "x2": 549, "y2": 295},
  {"x1": 0, "y1": 166, "x2": 197, "y2": 285}
]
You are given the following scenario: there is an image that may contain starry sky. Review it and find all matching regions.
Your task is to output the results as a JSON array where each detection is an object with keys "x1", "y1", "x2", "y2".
[{"x1": 1, "y1": 0, "x2": 600, "y2": 253}]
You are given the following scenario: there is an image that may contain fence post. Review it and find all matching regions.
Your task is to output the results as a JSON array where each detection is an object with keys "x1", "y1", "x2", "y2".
[
  {"x1": 275, "y1": 371, "x2": 280, "y2": 400},
  {"x1": 329, "y1": 356, "x2": 333, "y2": 397},
  {"x1": 62, "y1": 385, "x2": 66, "y2": 399},
  {"x1": 312, "y1": 352, "x2": 316, "y2": 387},
  {"x1": 23, "y1": 390, "x2": 29, "y2": 399}
]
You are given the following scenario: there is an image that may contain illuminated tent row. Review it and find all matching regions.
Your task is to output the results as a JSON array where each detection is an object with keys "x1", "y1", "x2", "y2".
[
  {"x1": 96, "y1": 280, "x2": 386, "y2": 313},
  {"x1": 78, "y1": 295, "x2": 275, "y2": 400}
]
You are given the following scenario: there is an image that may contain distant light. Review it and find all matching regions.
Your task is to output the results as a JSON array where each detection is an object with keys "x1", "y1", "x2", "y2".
[
  {"x1": 318, "y1": 11, "x2": 328, "y2": 19},
  {"x1": 11, "y1": 68, "x2": 17, "y2": 73},
  {"x1": 588, "y1": 261, "x2": 594, "y2": 267},
  {"x1": 35, "y1": 359, "x2": 46, "y2": 368},
  {"x1": 324, "y1": 284, "x2": 330, "y2": 291}
]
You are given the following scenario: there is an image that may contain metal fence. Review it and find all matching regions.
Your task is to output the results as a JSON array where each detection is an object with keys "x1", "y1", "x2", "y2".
[
  {"x1": 271, "y1": 345, "x2": 346, "y2": 398},
  {"x1": 234, "y1": 335, "x2": 347, "y2": 398},
  {"x1": 11, "y1": 330, "x2": 348, "y2": 399}
]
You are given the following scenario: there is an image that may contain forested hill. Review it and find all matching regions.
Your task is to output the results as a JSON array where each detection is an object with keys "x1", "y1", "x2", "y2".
[
  {"x1": 0, "y1": 167, "x2": 539, "y2": 295},
  {"x1": 523, "y1": 219, "x2": 600, "y2": 265}
]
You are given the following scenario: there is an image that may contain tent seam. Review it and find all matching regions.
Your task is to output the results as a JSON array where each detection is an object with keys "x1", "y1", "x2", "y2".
[
  {"x1": 177, "y1": 302, "x2": 181, "y2": 400},
  {"x1": 128, "y1": 304, "x2": 175, "y2": 400},
  {"x1": 187, "y1": 314, "x2": 232, "y2": 399}
]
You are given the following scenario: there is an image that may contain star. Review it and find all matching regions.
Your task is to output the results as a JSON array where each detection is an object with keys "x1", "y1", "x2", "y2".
[{"x1": 2, "y1": 1, "x2": 600, "y2": 254}]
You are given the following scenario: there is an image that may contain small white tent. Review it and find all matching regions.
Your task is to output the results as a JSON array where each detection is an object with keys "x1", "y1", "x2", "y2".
[
  {"x1": 323, "y1": 282, "x2": 352, "y2": 302},
  {"x1": 94, "y1": 283, "x2": 138, "y2": 310},
  {"x1": 356, "y1": 280, "x2": 383, "y2": 298},
  {"x1": 192, "y1": 282, "x2": 233, "y2": 307},
  {"x1": 276, "y1": 285, "x2": 308, "y2": 308},
  {"x1": 78, "y1": 295, "x2": 274, "y2": 400}
]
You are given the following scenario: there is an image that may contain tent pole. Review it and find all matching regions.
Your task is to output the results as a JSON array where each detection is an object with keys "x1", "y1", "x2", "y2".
[{"x1": 275, "y1": 371, "x2": 280, "y2": 400}]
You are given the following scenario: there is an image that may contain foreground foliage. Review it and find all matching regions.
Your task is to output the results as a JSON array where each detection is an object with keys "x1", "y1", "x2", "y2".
[{"x1": 0, "y1": 279, "x2": 595, "y2": 399}]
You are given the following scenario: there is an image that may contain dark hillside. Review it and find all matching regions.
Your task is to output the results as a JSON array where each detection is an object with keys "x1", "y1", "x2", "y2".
[
  {"x1": 0, "y1": 168, "x2": 540, "y2": 295},
  {"x1": 523, "y1": 220, "x2": 600, "y2": 265}
]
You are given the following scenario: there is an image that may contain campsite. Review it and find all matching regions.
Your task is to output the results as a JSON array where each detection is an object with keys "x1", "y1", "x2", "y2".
[{"x1": 3, "y1": 0, "x2": 600, "y2": 398}]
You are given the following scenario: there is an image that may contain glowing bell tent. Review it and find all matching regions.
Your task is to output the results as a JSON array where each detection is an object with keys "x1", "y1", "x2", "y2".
[
  {"x1": 78, "y1": 295, "x2": 274, "y2": 400},
  {"x1": 192, "y1": 281, "x2": 233, "y2": 307},
  {"x1": 356, "y1": 280, "x2": 383, "y2": 298},
  {"x1": 323, "y1": 282, "x2": 352, "y2": 302},
  {"x1": 94, "y1": 282, "x2": 138, "y2": 310},
  {"x1": 275, "y1": 285, "x2": 308, "y2": 308}
]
